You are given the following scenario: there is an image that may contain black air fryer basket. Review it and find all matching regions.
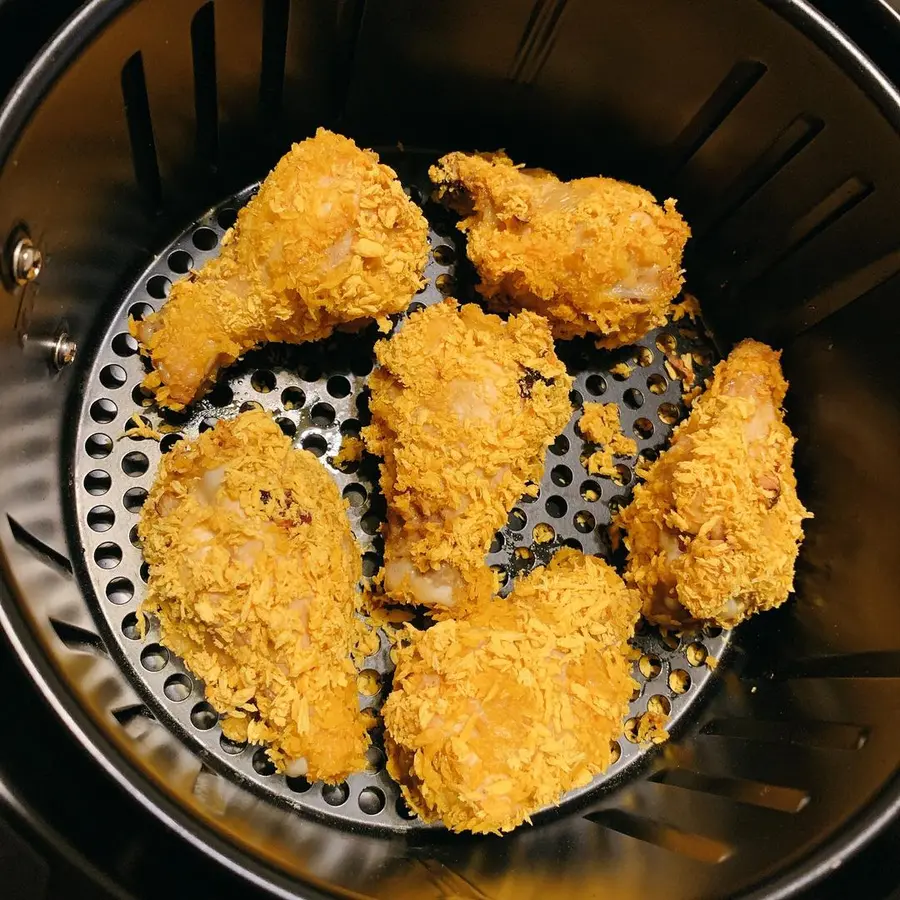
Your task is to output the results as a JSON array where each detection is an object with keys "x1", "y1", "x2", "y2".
[{"x1": 1, "y1": 1, "x2": 899, "y2": 898}]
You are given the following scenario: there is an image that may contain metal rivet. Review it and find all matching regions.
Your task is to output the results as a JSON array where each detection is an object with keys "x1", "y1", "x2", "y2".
[
  {"x1": 12, "y1": 237, "x2": 42, "y2": 285},
  {"x1": 53, "y1": 332, "x2": 77, "y2": 370}
]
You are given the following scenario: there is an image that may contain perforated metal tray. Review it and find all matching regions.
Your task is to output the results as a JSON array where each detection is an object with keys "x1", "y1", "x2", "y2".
[{"x1": 69, "y1": 155, "x2": 730, "y2": 832}]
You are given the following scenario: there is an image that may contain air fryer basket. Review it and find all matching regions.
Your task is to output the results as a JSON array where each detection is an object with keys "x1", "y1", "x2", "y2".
[{"x1": 1, "y1": 1, "x2": 899, "y2": 898}]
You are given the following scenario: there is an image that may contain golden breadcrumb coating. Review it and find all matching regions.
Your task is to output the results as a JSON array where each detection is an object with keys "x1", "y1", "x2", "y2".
[
  {"x1": 362, "y1": 299, "x2": 572, "y2": 610},
  {"x1": 138, "y1": 410, "x2": 369, "y2": 782},
  {"x1": 430, "y1": 151, "x2": 690, "y2": 344},
  {"x1": 134, "y1": 129, "x2": 429, "y2": 408},
  {"x1": 383, "y1": 549, "x2": 640, "y2": 834},
  {"x1": 579, "y1": 402, "x2": 638, "y2": 477},
  {"x1": 616, "y1": 340, "x2": 812, "y2": 628}
]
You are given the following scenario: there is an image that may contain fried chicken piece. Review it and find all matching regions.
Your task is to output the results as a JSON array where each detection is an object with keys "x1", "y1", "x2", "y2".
[
  {"x1": 362, "y1": 298, "x2": 572, "y2": 610},
  {"x1": 134, "y1": 128, "x2": 429, "y2": 409},
  {"x1": 139, "y1": 410, "x2": 369, "y2": 782},
  {"x1": 616, "y1": 340, "x2": 812, "y2": 628},
  {"x1": 430, "y1": 151, "x2": 690, "y2": 345},
  {"x1": 382, "y1": 549, "x2": 640, "y2": 834}
]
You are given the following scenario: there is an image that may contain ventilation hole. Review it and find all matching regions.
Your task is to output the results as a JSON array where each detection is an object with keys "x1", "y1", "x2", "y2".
[
  {"x1": 343, "y1": 484, "x2": 367, "y2": 509},
  {"x1": 640, "y1": 447, "x2": 659, "y2": 464},
  {"x1": 99, "y1": 364, "x2": 128, "y2": 390},
  {"x1": 610, "y1": 740, "x2": 622, "y2": 764},
  {"x1": 631, "y1": 682, "x2": 643, "y2": 702},
  {"x1": 85, "y1": 470, "x2": 111, "y2": 496},
  {"x1": 217, "y1": 208, "x2": 238, "y2": 229},
  {"x1": 647, "y1": 374, "x2": 667, "y2": 395},
  {"x1": 140, "y1": 643, "x2": 168, "y2": 672},
  {"x1": 357, "y1": 669, "x2": 381, "y2": 697},
  {"x1": 360, "y1": 513, "x2": 380, "y2": 536},
  {"x1": 640, "y1": 654, "x2": 662, "y2": 679},
  {"x1": 397, "y1": 795, "x2": 418, "y2": 819},
  {"x1": 656, "y1": 333, "x2": 677, "y2": 354},
  {"x1": 521, "y1": 482, "x2": 539, "y2": 503},
  {"x1": 129, "y1": 301, "x2": 155, "y2": 321},
  {"x1": 660, "y1": 627, "x2": 681, "y2": 651},
  {"x1": 168, "y1": 249, "x2": 194, "y2": 274},
  {"x1": 670, "y1": 669, "x2": 692, "y2": 694},
  {"x1": 637, "y1": 347, "x2": 653, "y2": 366},
  {"x1": 574, "y1": 510, "x2": 595, "y2": 534},
  {"x1": 86, "y1": 505, "x2": 114, "y2": 532},
  {"x1": 355, "y1": 388, "x2": 370, "y2": 418},
  {"x1": 365, "y1": 746, "x2": 385, "y2": 774},
  {"x1": 624, "y1": 388, "x2": 644, "y2": 409},
  {"x1": 361, "y1": 552, "x2": 379, "y2": 576},
  {"x1": 94, "y1": 542, "x2": 122, "y2": 569},
  {"x1": 545, "y1": 496, "x2": 567, "y2": 518},
  {"x1": 327, "y1": 375, "x2": 351, "y2": 398},
  {"x1": 585, "y1": 374, "x2": 607, "y2": 396},
  {"x1": 513, "y1": 546, "x2": 534, "y2": 568},
  {"x1": 126, "y1": 415, "x2": 153, "y2": 440},
  {"x1": 240, "y1": 400, "x2": 262, "y2": 413},
  {"x1": 160, "y1": 407, "x2": 191, "y2": 427},
  {"x1": 90, "y1": 399, "x2": 118, "y2": 424},
  {"x1": 122, "y1": 451, "x2": 149, "y2": 476},
  {"x1": 198, "y1": 417, "x2": 217, "y2": 433},
  {"x1": 121, "y1": 611, "x2": 147, "y2": 640},
  {"x1": 507, "y1": 508, "x2": 526, "y2": 531},
  {"x1": 340, "y1": 418, "x2": 361, "y2": 437},
  {"x1": 647, "y1": 694, "x2": 672, "y2": 717},
  {"x1": 658, "y1": 403, "x2": 680, "y2": 426},
  {"x1": 220, "y1": 733, "x2": 247, "y2": 755},
  {"x1": 276, "y1": 417, "x2": 296, "y2": 438},
  {"x1": 549, "y1": 435, "x2": 569, "y2": 456},
  {"x1": 140, "y1": 562, "x2": 150, "y2": 583},
  {"x1": 624, "y1": 717, "x2": 640, "y2": 743},
  {"x1": 251, "y1": 370, "x2": 276, "y2": 393},
  {"x1": 123, "y1": 487, "x2": 148, "y2": 512},
  {"x1": 686, "y1": 642, "x2": 708, "y2": 667},
  {"x1": 131, "y1": 384, "x2": 154, "y2": 408},
  {"x1": 207, "y1": 382, "x2": 233, "y2": 407},
  {"x1": 129, "y1": 524, "x2": 141, "y2": 547},
  {"x1": 693, "y1": 349, "x2": 712, "y2": 368},
  {"x1": 490, "y1": 532, "x2": 505, "y2": 553},
  {"x1": 351, "y1": 354, "x2": 374, "y2": 378},
  {"x1": 562, "y1": 538, "x2": 583, "y2": 551},
  {"x1": 252, "y1": 748, "x2": 275, "y2": 776},
  {"x1": 580, "y1": 480, "x2": 601, "y2": 502},
  {"x1": 160, "y1": 433, "x2": 183, "y2": 453},
  {"x1": 106, "y1": 576, "x2": 133, "y2": 604},
  {"x1": 163, "y1": 673, "x2": 192, "y2": 702},
  {"x1": 634, "y1": 417, "x2": 654, "y2": 439},
  {"x1": 433, "y1": 244, "x2": 455, "y2": 265},
  {"x1": 608, "y1": 496, "x2": 626, "y2": 515},
  {"x1": 612, "y1": 464, "x2": 632, "y2": 486},
  {"x1": 85, "y1": 433, "x2": 113, "y2": 459},
  {"x1": 435, "y1": 273, "x2": 455, "y2": 294},
  {"x1": 281, "y1": 386, "x2": 305, "y2": 410},
  {"x1": 323, "y1": 782, "x2": 349, "y2": 806},
  {"x1": 533, "y1": 522, "x2": 555, "y2": 544},
  {"x1": 146, "y1": 274, "x2": 171, "y2": 300},
  {"x1": 704, "y1": 624, "x2": 723, "y2": 639},
  {"x1": 311, "y1": 402, "x2": 336, "y2": 427},
  {"x1": 491, "y1": 564, "x2": 509, "y2": 589},
  {"x1": 192, "y1": 227, "x2": 218, "y2": 250},
  {"x1": 358, "y1": 786, "x2": 386, "y2": 815},
  {"x1": 191, "y1": 702, "x2": 218, "y2": 730},
  {"x1": 547, "y1": 465, "x2": 572, "y2": 489}
]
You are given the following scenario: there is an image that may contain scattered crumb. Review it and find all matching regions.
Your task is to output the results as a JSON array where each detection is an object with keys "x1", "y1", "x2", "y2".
[
  {"x1": 522, "y1": 481, "x2": 540, "y2": 498},
  {"x1": 682, "y1": 384, "x2": 703, "y2": 408},
  {"x1": 533, "y1": 522, "x2": 555, "y2": 544},
  {"x1": 579, "y1": 403, "x2": 637, "y2": 478},
  {"x1": 120, "y1": 414, "x2": 162, "y2": 441},
  {"x1": 706, "y1": 655, "x2": 718, "y2": 670},
  {"x1": 609, "y1": 361, "x2": 634, "y2": 379},
  {"x1": 637, "y1": 710, "x2": 670, "y2": 745},
  {"x1": 672, "y1": 293, "x2": 702, "y2": 321},
  {"x1": 333, "y1": 434, "x2": 364, "y2": 469}
]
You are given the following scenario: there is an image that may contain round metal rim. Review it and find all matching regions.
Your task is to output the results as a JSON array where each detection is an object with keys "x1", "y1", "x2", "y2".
[{"x1": 1, "y1": 0, "x2": 900, "y2": 897}]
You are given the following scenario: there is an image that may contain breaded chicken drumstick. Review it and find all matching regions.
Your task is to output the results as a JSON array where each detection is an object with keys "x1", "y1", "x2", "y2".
[
  {"x1": 363, "y1": 298, "x2": 572, "y2": 610},
  {"x1": 383, "y1": 549, "x2": 640, "y2": 834},
  {"x1": 430, "y1": 151, "x2": 690, "y2": 345},
  {"x1": 134, "y1": 128, "x2": 429, "y2": 409},
  {"x1": 616, "y1": 340, "x2": 811, "y2": 628},
  {"x1": 139, "y1": 410, "x2": 370, "y2": 782}
]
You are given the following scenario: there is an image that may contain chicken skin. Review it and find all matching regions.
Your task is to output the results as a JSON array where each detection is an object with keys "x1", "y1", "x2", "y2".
[
  {"x1": 134, "y1": 129, "x2": 429, "y2": 409},
  {"x1": 616, "y1": 340, "x2": 811, "y2": 628},
  {"x1": 430, "y1": 151, "x2": 690, "y2": 345},
  {"x1": 362, "y1": 298, "x2": 572, "y2": 610},
  {"x1": 382, "y1": 549, "x2": 640, "y2": 834},
  {"x1": 139, "y1": 410, "x2": 369, "y2": 782}
]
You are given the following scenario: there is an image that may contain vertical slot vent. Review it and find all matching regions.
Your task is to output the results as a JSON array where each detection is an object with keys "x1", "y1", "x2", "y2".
[
  {"x1": 260, "y1": 0, "x2": 291, "y2": 124},
  {"x1": 121, "y1": 52, "x2": 162, "y2": 209},
  {"x1": 192, "y1": 2, "x2": 218, "y2": 169}
]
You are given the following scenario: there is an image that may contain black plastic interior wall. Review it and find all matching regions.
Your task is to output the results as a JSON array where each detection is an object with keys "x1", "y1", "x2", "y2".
[{"x1": 1, "y1": 1, "x2": 899, "y2": 898}]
